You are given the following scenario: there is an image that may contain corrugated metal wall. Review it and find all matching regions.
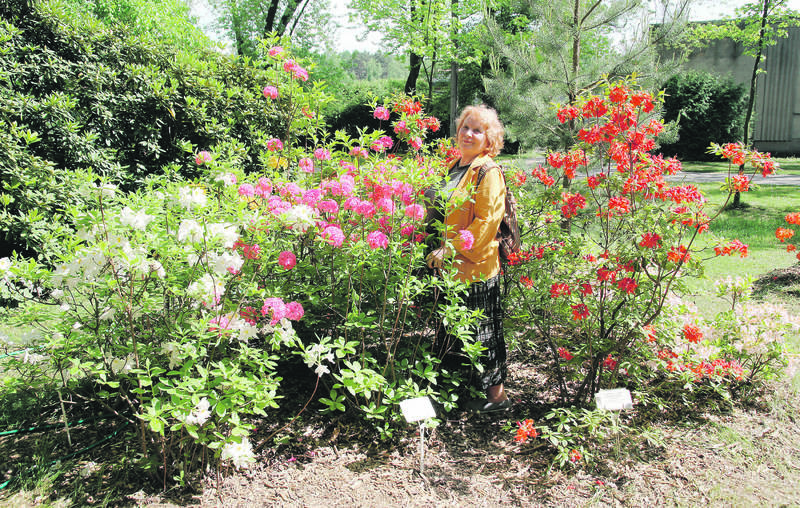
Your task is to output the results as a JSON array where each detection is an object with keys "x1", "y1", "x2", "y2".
[{"x1": 754, "y1": 27, "x2": 799, "y2": 143}]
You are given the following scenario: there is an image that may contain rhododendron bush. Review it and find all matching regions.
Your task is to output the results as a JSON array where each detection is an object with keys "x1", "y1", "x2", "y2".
[
  {"x1": 1, "y1": 52, "x2": 794, "y2": 478},
  {"x1": 503, "y1": 80, "x2": 784, "y2": 405},
  {"x1": 0, "y1": 45, "x2": 479, "y2": 477}
]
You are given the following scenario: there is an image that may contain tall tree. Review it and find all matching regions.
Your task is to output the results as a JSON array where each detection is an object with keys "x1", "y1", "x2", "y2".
[
  {"x1": 483, "y1": 0, "x2": 691, "y2": 150},
  {"x1": 208, "y1": 0, "x2": 335, "y2": 56},
  {"x1": 688, "y1": 0, "x2": 800, "y2": 206},
  {"x1": 348, "y1": 0, "x2": 491, "y2": 124}
]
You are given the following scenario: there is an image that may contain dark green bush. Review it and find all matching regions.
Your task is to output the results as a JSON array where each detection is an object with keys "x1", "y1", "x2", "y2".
[
  {"x1": 0, "y1": 0, "x2": 292, "y2": 261},
  {"x1": 660, "y1": 70, "x2": 747, "y2": 161}
]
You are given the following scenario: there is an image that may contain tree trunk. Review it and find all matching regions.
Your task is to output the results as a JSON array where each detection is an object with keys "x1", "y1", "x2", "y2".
[
  {"x1": 734, "y1": 0, "x2": 769, "y2": 208},
  {"x1": 277, "y1": 0, "x2": 302, "y2": 36},
  {"x1": 405, "y1": 52, "x2": 422, "y2": 95},
  {"x1": 263, "y1": 0, "x2": 280, "y2": 36},
  {"x1": 449, "y1": 0, "x2": 459, "y2": 134}
]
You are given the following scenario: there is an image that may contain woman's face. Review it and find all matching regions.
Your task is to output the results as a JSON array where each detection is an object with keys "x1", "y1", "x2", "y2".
[{"x1": 456, "y1": 114, "x2": 489, "y2": 164}]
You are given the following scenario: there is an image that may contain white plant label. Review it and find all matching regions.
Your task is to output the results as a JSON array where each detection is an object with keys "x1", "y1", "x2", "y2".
[
  {"x1": 595, "y1": 388, "x2": 633, "y2": 411},
  {"x1": 399, "y1": 396, "x2": 436, "y2": 423}
]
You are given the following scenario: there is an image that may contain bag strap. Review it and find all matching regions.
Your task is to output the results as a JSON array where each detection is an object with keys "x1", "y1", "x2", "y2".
[{"x1": 476, "y1": 162, "x2": 504, "y2": 187}]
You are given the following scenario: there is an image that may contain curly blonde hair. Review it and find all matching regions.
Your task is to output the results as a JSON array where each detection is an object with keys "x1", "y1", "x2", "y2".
[{"x1": 455, "y1": 105, "x2": 505, "y2": 158}]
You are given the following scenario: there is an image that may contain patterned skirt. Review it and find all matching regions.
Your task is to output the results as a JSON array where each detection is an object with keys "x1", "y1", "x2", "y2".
[{"x1": 435, "y1": 274, "x2": 507, "y2": 390}]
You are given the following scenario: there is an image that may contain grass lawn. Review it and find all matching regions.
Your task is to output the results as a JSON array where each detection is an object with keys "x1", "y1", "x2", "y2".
[
  {"x1": 681, "y1": 157, "x2": 800, "y2": 175},
  {"x1": 681, "y1": 183, "x2": 800, "y2": 318}
]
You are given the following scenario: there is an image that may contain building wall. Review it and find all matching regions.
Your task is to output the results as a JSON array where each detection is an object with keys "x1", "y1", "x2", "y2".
[{"x1": 682, "y1": 26, "x2": 800, "y2": 155}]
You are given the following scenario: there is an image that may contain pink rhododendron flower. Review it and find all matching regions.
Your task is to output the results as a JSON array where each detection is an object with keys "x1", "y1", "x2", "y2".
[
  {"x1": 404, "y1": 204, "x2": 425, "y2": 221},
  {"x1": 255, "y1": 177, "x2": 273, "y2": 198},
  {"x1": 299, "y1": 157, "x2": 314, "y2": 173},
  {"x1": 318, "y1": 199, "x2": 339, "y2": 214},
  {"x1": 367, "y1": 230, "x2": 389, "y2": 249},
  {"x1": 376, "y1": 197, "x2": 395, "y2": 215},
  {"x1": 209, "y1": 315, "x2": 232, "y2": 334},
  {"x1": 278, "y1": 251, "x2": 296, "y2": 270},
  {"x1": 285, "y1": 301, "x2": 304, "y2": 321},
  {"x1": 322, "y1": 225, "x2": 345, "y2": 247},
  {"x1": 267, "y1": 138, "x2": 283, "y2": 151},
  {"x1": 301, "y1": 189, "x2": 323, "y2": 208},
  {"x1": 195, "y1": 151, "x2": 212, "y2": 165},
  {"x1": 408, "y1": 137, "x2": 423, "y2": 151},
  {"x1": 281, "y1": 182, "x2": 302, "y2": 198},
  {"x1": 339, "y1": 174, "x2": 355, "y2": 195},
  {"x1": 394, "y1": 121, "x2": 409, "y2": 135},
  {"x1": 238, "y1": 184, "x2": 255, "y2": 197},
  {"x1": 262, "y1": 86, "x2": 278, "y2": 99},
  {"x1": 314, "y1": 148, "x2": 331, "y2": 160},
  {"x1": 261, "y1": 297, "x2": 286, "y2": 325},
  {"x1": 268, "y1": 46, "x2": 285, "y2": 58},
  {"x1": 355, "y1": 200, "x2": 375, "y2": 218},
  {"x1": 242, "y1": 243, "x2": 261, "y2": 260},
  {"x1": 400, "y1": 223, "x2": 415, "y2": 236},
  {"x1": 458, "y1": 230, "x2": 474, "y2": 250},
  {"x1": 350, "y1": 146, "x2": 369, "y2": 158},
  {"x1": 373, "y1": 106, "x2": 390, "y2": 120}
]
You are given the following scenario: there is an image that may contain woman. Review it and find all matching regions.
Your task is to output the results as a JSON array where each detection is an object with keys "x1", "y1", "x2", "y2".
[{"x1": 424, "y1": 105, "x2": 510, "y2": 413}]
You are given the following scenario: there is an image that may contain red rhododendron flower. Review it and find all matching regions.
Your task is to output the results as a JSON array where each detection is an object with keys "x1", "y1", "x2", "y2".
[
  {"x1": 556, "y1": 105, "x2": 579, "y2": 123},
  {"x1": 616, "y1": 277, "x2": 637, "y2": 294},
  {"x1": 630, "y1": 91, "x2": 654, "y2": 112},
  {"x1": 569, "y1": 449, "x2": 582, "y2": 463},
  {"x1": 732, "y1": 174, "x2": 750, "y2": 192},
  {"x1": 561, "y1": 192, "x2": 587, "y2": 218},
  {"x1": 602, "y1": 354, "x2": 618, "y2": 370},
  {"x1": 558, "y1": 347, "x2": 573, "y2": 361},
  {"x1": 643, "y1": 325, "x2": 657, "y2": 343},
  {"x1": 550, "y1": 283, "x2": 571, "y2": 298},
  {"x1": 786, "y1": 212, "x2": 800, "y2": 225},
  {"x1": 571, "y1": 304, "x2": 590, "y2": 320},
  {"x1": 639, "y1": 232, "x2": 661, "y2": 249},
  {"x1": 547, "y1": 152, "x2": 564, "y2": 168},
  {"x1": 683, "y1": 323, "x2": 703, "y2": 344},
  {"x1": 776, "y1": 227, "x2": 795, "y2": 242},
  {"x1": 597, "y1": 267, "x2": 617, "y2": 282},
  {"x1": 578, "y1": 125, "x2": 602, "y2": 144},
  {"x1": 579, "y1": 283, "x2": 593, "y2": 295},
  {"x1": 608, "y1": 196, "x2": 631, "y2": 215},
  {"x1": 667, "y1": 245, "x2": 690, "y2": 263},
  {"x1": 515, "y1": 419, "x2": 539, "y2": 443},
  {"x1": 788, "y1": 244, "x2": 797, "y2": 252},
  {"x1": 714, "y1": 240, "x2": 749, "y2": 258},
  {"x1": 520, "y1": 276, "x2": 533, "y2": 289},
  {"x1": 721, "y1": 142, "x2": 746, "y2": 165},
  {"x1": 582, "y1": 96, "x2": 608, "y2": 118},
  {"x1": 608, "y1": 86, "x2": 628, "y2": 103}
]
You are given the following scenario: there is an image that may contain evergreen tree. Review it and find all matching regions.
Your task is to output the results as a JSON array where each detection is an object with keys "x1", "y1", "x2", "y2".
[{"x1": 483, "y1": 0, "x2": 690, "y2": 151}]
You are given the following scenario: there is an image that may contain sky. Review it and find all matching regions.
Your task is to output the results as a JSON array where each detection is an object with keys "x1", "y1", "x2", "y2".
[{"x1": 190, "y1": 0, "x2": 800, "y2": 53}]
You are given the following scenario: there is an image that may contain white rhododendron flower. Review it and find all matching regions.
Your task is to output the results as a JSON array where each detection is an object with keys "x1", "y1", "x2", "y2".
[
  {"x1": 210, "y1": 251, "x2": 244, "y2": 276},
  {"x1": 177, "y1": 219, "x2": 204, "y2": 243},
  {"x1": 184, "y1": 397, "x2": 212, "y2": 426},
  {"x1": 177, "y1": 186, "x2": 207, "y2": 210},
  {"x1": 0, "y1": 257, "x2": 11, "y2": 275},
  {"x1": 119, "y1": 206, "x2": 154, "y2": 231},
  {"x1": 187, "y1": 273, "x2": 225, "y2": 307},
  {"x1": 220, "y1": 438, "x2": 255, "y2": 469},
  {"x1": 207, "y1": 223, "x2": 239, "y2": 249},
  {"x1": 281, "y1": 204, "x2": 316, "y2": 233},
  {"x1": 160, "y1": 342, "x2": 182, "y2": 369}
]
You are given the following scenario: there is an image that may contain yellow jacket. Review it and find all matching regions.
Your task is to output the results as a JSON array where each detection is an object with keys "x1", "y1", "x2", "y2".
[{"x1": 443, "y1": 154, "x2": 506, "y2": 283}]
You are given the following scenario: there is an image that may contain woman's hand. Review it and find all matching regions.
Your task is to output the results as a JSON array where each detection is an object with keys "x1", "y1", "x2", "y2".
[{"x1": 426, "y1": 246, "x2": 453, "y2": 269}]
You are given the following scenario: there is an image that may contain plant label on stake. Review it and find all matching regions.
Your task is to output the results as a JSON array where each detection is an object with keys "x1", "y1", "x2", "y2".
[
  {"x1": 399, "y1": 396, "x2": 436, "y2": 422},
  {"x1": 399, "y1": 397, "x2": 436, "y2": 476},
  {"x1": 594, "y1": 388, "x2": 633, "y2": 411}
]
